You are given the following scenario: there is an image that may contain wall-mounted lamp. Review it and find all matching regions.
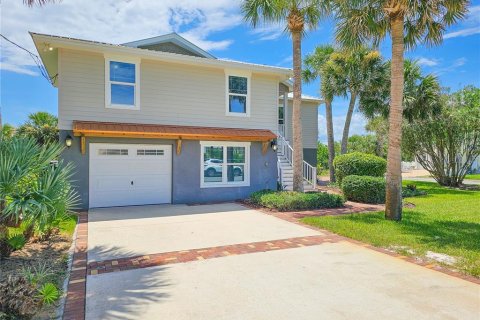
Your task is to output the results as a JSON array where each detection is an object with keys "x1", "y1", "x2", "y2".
[
  {"x1": 43, "y1": 43, "x2": 54, "y2": 52},
  {"x1": 270, "y1": 139, "x2": 277, "y2": 151},
  {"x1": 65, "y1": 135, "x2": 73, "y2": 148}
]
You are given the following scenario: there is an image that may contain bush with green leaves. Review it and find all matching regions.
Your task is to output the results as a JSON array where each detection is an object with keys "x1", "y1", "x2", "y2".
[
  {"x1": 38, "y1": 283, "x2": 59, "y2": 305},
  {"x1": 341, "y1": 175, "x2": 386, "y2": 204},
  {"x1": 0, "y1": 135, "x2": 79, "y2": 258},
  {"x1": 333, "y1": 152, "x2": 387, "y2": 184},
  {"x1": 249, "y1": 189, "x2": 344, "y2": 211}
]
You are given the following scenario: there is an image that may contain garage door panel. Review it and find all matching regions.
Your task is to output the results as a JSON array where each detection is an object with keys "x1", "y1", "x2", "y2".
[{"x1": 89, "y1": 144, "x2": 172, "y2": 208}]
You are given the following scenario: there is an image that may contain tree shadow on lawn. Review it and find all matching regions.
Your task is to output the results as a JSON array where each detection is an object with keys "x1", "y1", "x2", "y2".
[
  {"x1": 86, "y1": 245, "x2": 171, "y2": 320},
  {"x1": 406, "y1": 181, "x2": 479, "y2": 197}
]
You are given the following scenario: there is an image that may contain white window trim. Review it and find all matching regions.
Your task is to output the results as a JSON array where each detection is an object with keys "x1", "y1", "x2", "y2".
[
  {"x1": 225, "y1": 70, "x2": 251, "y2": 117},
  {"x1": 105, "y1": 55, "x2": 141, "y2": 110},
  {"x1": 200, "y1": 141, "x2": 251, "y2": 188}
]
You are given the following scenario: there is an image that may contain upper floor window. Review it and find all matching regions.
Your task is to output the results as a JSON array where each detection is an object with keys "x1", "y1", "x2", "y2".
[
  {"x1": 105, "y1": 58, "x2": 140, "y2": 110},
  {"x1": 226, "y1": 73, "x2": 250, "y2": 117}
]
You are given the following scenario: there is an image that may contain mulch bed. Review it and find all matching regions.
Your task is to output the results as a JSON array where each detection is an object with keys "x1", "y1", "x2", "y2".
[{"x1": 0, "y1": 233, "x2": 74, "y2": 319}]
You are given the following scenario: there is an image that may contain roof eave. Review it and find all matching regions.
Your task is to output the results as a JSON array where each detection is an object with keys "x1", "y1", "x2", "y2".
[{"x1": 30, "y1": 32, "x2": 292, "y2": 79}]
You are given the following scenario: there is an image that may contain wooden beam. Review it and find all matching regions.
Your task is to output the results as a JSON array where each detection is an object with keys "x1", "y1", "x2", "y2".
[
  {"x1": 72, "y1": 131, "x2": 275, "y2": 142},
  {"x1": 176, "y1": 139, "x2": 182, "y2": 155},
  {"x1": 262, "y1": 141, "x2": 268, "y2": 155},
  {"x1": 80, "y1": 135, "x2": 86, "y2": 155}
]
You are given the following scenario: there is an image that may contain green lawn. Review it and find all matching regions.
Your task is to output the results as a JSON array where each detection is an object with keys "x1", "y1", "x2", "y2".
[
  {"x1": 301, "y1": 181, "x2": 480, "y2": 277},
  {"x1": 465, "y1": 174, "x2": 480, "y2": 180}
]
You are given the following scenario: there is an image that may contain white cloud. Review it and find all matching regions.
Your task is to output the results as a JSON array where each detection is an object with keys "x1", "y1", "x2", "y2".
[
  {"x1": 276, "y1": 55, "x2": 292, "y2": 67},
  {"x1": 250, "y1": 24, "x2": 285, "y2": 41},
  {"x1": 0, "y1": 0, "x2": 243, "y2": 75},
  {"x1": 433, "y1": 57, "x2": 467, "y2": 75},
  {"x1": 444, "y1": 27, "x2": 480, "y2": 39},
  {"x1": 417, "y1": 57, "x2": 440, "y2": 67},
  {"x1": 444, "y1": 5, "x2": 480, "y2": 40},
  {"x1": 317, "y1": 112, "x2": 368, "y2": 144}
]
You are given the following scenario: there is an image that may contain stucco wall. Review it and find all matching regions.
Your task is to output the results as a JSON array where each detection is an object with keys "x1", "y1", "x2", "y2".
[{"x1": 60, "y1": 131, "x2": 277, "y2": 209}]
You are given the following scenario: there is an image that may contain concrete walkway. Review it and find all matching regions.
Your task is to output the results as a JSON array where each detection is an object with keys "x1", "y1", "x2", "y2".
[{"x1": 85, "y1": 203, "x2": 480, "y2": 320}]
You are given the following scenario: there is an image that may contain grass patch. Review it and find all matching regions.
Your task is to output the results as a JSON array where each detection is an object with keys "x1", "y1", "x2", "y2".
[
  {"x1": 465, "y1": 174, "x2": 480, "y2": 180},
  {"x1": 301, "y1": 181, "x2": 480, "y2": 277},
  {"x1": 249, "y1": 190, "x2": 345, "y2": 211}
]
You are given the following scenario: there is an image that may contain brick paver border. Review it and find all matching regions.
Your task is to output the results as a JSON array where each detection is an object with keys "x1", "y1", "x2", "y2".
[
  {"x1": 63, "y1": 212, "x2": 88, "y2": 320},
  {"x1": 87, "y1": 235, "x2": 342, "y2": 276}
]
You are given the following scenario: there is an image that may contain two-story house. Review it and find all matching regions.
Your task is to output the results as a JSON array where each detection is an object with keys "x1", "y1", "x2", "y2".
[{"x1": 31, "y1": 32, "x2": 321, "y2": 209}]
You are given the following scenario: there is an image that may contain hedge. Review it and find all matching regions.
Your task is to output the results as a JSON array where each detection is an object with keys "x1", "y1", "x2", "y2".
[
  {"x1": 249, "y1": 189, "x2": 345, "y2": 211},
  {"x1": 341, "y1": 175, "x2": 386, "y2": 204},
  {"x1": 333, "y1": 152, "x2": 387, "y2": 184}
]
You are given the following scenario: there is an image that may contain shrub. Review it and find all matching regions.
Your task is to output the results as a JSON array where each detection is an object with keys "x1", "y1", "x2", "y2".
[
  {"x1": 402, "y1": 184, "x2": 427, "y2": 198},
  {"x1": 249, "y1": 189, "x2": 344, "y2": 211},
  {"x1": 6, "y1": 234, "x2": 26, "y2": 251},
  {"x1": 333, "y1": 152, "x2": 387, "y2": 184},
  {"x1": 38, "y1": 283, "x2": 59, "y2": 305},
  {"x1": 341, "y1": 175, "x2": 386, "y2": 204},
  {"x1": 0, "y1": 275, "x2": 42, "y2": 319}
]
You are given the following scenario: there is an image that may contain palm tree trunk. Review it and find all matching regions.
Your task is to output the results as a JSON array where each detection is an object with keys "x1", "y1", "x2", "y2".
[
  {"x1": 325, "y1": 99, "x2": 336, "y2": 182},
  {"x1": 341, "y1": 91, "x2": 357, "y2": 154},
  {"x1": 385, "y1": 15, "x2": 404, "y2": 221},
  {"x1": 292, "y1": 30, "x2": 304, "y2": 192}
]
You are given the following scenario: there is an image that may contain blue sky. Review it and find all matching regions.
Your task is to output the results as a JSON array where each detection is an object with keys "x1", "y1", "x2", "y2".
[{"x1": 1, "y1": 0, "x2": 479, "y2": 142}]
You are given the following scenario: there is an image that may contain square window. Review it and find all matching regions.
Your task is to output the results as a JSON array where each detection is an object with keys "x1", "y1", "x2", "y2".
[
  {"x1": 110, "y1": 61, "x2": 135, "y2": 83},
  {"x1": 229, "y1": 95, "x2": 246, "y2": 113},
  {"x1": 111, "y1": 84, "x2": 135, "y2": 105},
  {"x1": 201, "y1": 143, "x2": 249, "y2": 187},
  {"x1": 229, "y1": 76, "x2": 247, "y2": 95}
]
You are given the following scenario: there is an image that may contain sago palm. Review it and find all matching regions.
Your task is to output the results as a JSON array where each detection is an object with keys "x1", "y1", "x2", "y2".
[
  {"x1": 303, "y1": 45, "x2": 337, "y2": 182},
  {"x1": 242, "y1": 0, "x2": 331, "y2": 191},
  {"x1": 334, "y1": 0, "x2": 468, "y2": 220}
]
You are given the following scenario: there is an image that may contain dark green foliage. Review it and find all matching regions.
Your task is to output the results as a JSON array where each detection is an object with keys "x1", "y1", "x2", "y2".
[
  {"x1": 346, "y1": 135, "x2": 378, "y2": 155},
  {"x1": 333, "y1": 152, "x2": 387, "y2": 184},
  {"x1": 402, "y1": 184, "x2": 427, "y2": 198},
  {"x1": 341, "y1": 175, "x2": 386, "y2": 204},
  {"x1": 0, "y1": 275, "x2": 42, "y2": 319},
  {"x1": 317, "y1": 142, "x2": 329, "y2": 171},
  {"x1": 249, "y1": 189, "x2": 345, "y2": 211},
  {"x1": 6, "y1": 234, "x2": 26, "y2": 251}
]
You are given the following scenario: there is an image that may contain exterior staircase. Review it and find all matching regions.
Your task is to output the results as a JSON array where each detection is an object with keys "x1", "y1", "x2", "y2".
[{"x1": 276, "y1": 132, "x2": 316, "y2": 192}]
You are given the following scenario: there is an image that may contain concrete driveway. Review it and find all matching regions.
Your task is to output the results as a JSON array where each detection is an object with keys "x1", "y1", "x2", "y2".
[{"x1": 86, "y1": 203, "x2": 480, "y2": 320}]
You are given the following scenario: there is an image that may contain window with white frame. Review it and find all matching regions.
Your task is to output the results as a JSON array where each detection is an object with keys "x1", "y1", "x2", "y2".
[
  {"x1": 226, "y1": 74, "x2": 250, "y2": 116},
  {"x1": 105, "y1": 58, "x2": 140, "y2": 109},
  {"x1": 201, "y1": 142, "x2": 250, "y2": 187}
]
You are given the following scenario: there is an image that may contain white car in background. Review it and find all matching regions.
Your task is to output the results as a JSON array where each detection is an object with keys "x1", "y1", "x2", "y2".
[{"x1": 204, "y1": 159, "x2": 243, "y2": 177}]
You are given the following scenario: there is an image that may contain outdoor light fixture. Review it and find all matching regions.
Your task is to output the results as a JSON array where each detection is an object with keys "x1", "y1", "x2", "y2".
[
  {"x1": 65, "y1": 135, "x2": 73, "y2": 148},
  {"x1": 270, "y1": 139, "x2": 277, "y2": 151}
]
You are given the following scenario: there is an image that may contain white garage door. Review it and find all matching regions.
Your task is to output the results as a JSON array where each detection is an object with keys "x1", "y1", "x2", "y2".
[{"x1": 89, "y1": 143, "x2": 172, "y2": 208}]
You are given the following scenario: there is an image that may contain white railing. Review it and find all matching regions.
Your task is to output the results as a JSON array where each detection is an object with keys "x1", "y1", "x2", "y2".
[{"x1": 277, "y1": 132, "x2": 317, "y2": 189}]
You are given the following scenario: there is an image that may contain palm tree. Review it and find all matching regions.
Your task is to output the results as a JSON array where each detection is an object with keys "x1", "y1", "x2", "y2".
[
  {"x1": 17, "y1": 111, "x2": 58, "y2": 145},
  {"x1": 334, "y1": 0, "x2": 468, "y2": 221},
  {"x1": 360, "y1": 60, "x2": 442, "y2": 123},
  {"x1": 1, "y1": 124, "x2": 15, "y2": 138},
  {"x1": 326, "y1": 48, "x2": 383, "y2": 154},
  {"x1": 242, "y1": 0, "x2": 330, "y2": 191},
  {"x1": 303, "y1": 45, "x2": 337, "y2": 182}
]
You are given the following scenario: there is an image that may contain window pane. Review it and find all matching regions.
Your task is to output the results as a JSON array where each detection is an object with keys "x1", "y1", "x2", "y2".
[
  {"x1": 278, "y1": 105, "x2": 284, "y2": 121},
  {"x1": 229, "y1": 95, "x2": 246, "y2": 113},
  {"x1": 227, "y1": 165, "x2": 244, "y2": 182},
  {"x1": 98, "y1": 149, "x2": 128, "y2": 155},
  {"x1": 111, "y1": 84, "x2": 135, "y2": 105},
  {"x1": 204, "y1": 164, "x2": 222, "y2": 183},
  {"x1": 203, "y1": 146, "x2": 223, "y2": 162},
  {"x1": 229, "y1": 76, "x2": 247, "y2": 94},
  {"x1": 110, "y1": 61, "x2": 135, "y2": 83},
  {"x1": 227, "y1": 147, "x2": 245, "y2": 163},
  {"x1": 137, "y1": 149, "x2": 164, "y2": 156}
]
